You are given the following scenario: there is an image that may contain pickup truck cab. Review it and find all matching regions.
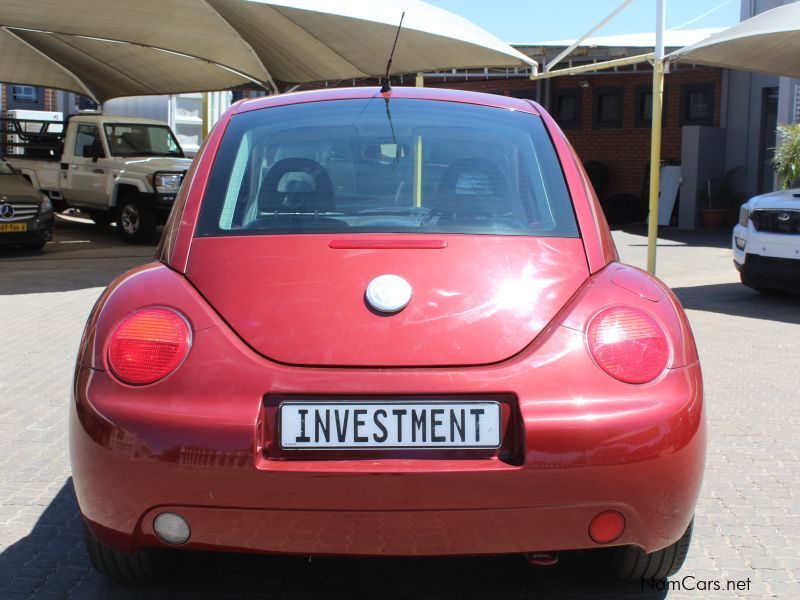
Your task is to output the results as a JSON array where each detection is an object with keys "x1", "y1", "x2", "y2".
[{"x1": 4, "y1": 114, "x2": 192, "y2": 242}]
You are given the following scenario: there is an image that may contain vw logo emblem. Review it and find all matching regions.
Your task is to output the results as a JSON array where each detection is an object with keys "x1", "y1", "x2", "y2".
[
  {"x1": 0, "y1": 204, "x2": 14, "y2": 219},
  {"x1": 777, "y1": 212, "x2": 791, "y2": 222},
  {"x1": 366, "y1": 274, "x2": 412, "y2": 314}
]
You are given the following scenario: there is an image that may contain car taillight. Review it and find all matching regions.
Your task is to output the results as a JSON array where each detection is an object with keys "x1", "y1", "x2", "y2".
[
  {"x1": 587, "y1": 307, "x2": 669, "y2": 384},
  {"x1": 107, "y1": 308, "x2": 191, "y2": 385}
]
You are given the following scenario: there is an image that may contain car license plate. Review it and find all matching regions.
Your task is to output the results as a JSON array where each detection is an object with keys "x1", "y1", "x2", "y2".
[
  {"x1": 280, "y1": 401, "x2": 501, "y2": 449},
  {"x1": 0, "y1": 223, "x2": 27, "y2": 233}
]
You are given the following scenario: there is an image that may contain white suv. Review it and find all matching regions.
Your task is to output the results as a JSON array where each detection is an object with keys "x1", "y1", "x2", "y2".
[{"x1": 733, "y1": 188, "x2": 800, "y2": 292}]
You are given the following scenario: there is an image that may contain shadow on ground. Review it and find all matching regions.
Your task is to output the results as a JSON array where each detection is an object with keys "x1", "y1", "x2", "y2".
[
  {"x1": 673, "y1": 282, "x2": 800, "y2": 325},
  {"x1": 0, "y1": 216, "x2": 155, "y2": 295},
  {"x1": 0, "y1": 479, "x2": 668, "y2": 599},
  {"x1": 619, "y1": 226, "x2": 732, "y2": 250}
]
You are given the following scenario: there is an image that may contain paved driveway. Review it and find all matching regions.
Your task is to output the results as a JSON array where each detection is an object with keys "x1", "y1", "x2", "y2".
[{"x1": 1, "y1": 217, "x2": 798, "y2": 599}]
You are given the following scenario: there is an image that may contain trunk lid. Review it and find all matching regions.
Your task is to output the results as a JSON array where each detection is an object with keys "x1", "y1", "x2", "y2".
[{"x1": 186, "y1": 234, "x2": 588, "y2": 367}]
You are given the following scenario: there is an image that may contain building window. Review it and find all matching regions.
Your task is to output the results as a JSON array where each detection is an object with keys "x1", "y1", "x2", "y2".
[
  {"x1": 635, "y1": 86, "x2": 667, "y2": 127},
  {"x1": 680, "y1": 83, "x2": 715, "y2": 126},
  {"x1": 77, "y1": 96, "x2": 99, "y2": 112},
  {"x1": 11, "y1": 85, "x2": 39, "y2": 103},
  {"x1": 593, "y1": 88, "x2": 624, "y2": 128},
  {"x1": 509, "y1": 88, "x2": 538, "y2": 101},
  {"x1": 553, "y1": 89, "x2": 581, "y2": 128}
]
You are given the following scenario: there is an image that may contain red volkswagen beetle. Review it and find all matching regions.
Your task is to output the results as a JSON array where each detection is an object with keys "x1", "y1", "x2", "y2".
[{"x1": 71, "y1": 87, "x2": 704, "y2": 582}]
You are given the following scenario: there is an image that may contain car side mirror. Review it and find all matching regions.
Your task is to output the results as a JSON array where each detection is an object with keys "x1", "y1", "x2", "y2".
[{"x1": 85, "y1": 142, "x2": 105, "y2": 162}]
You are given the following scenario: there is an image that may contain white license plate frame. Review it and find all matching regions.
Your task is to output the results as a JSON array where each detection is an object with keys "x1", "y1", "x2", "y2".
[{"x1": 279, "y1": 400, "x2": 502, "y2": 450}]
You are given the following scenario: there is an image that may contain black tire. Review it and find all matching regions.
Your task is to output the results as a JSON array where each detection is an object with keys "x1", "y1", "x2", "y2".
[
  {"x1": 21, "y1": 240, "x2": 46, "y2": 251},
  {"x1": 116, "y1": 191, "x2": 157, "y2": 243},
  {"x1": 606, "y1": 518, "x2": 693, "y2": 581},
  {"x1": 88, "y1": 210, "x2": 112, "y2": 227},
  {"x1": 83, "y1": 521, "x2": 167, "y2": 582}
]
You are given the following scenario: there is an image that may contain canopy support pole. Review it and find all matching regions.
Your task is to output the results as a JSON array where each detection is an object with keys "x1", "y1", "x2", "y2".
[
  {"x1": 544, "y1": 0, "x2": 636, "y2": 72},
  {"x1": 202, "y1": 92, "x2": 211, "y2": 139},
  {"x1": 646, "y1": 0, "x2": 667, "y2": 275},
  {"x1": 530, "y1": 53, "x2": 654, "y2": 80}
]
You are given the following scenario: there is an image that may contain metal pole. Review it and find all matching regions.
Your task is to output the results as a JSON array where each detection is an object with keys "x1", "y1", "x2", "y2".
[
  {"x1": 646, "y1": 0, "x2": 666, "y2": 275},
  {"x1": 201, "y1": 92, "x2": 210, "y2": 139},
  {"x1": 544, "y1": 0, "x2": 636, "y2": 72}
]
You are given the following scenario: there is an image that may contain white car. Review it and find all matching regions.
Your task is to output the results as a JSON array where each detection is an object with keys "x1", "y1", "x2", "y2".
[{"x1": 733, "y1": 188, "x2": 800, "y2": 292}]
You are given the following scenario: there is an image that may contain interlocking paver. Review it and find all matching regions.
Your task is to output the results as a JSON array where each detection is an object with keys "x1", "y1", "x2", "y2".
[{"x1": 1, "y1": 218, "x2": 799, "y2": 598}]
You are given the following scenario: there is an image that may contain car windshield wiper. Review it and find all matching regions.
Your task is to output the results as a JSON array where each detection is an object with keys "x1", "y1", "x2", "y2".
[{"x1": 355, "y1": 208, "x2": 430, "y2": 216}]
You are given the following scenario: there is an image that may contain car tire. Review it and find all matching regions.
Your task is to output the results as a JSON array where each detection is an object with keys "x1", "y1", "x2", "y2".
[
  {"x1": 21, "y1": 240, "x2": 46, "y2": 251},
  {"x1": 88, "y1": 210, "x2": 112, "y2": 227},
  {"x1": 606, "y1": 518, "x2": 693, "y2": 581},
  {"x1": 116, "y1": 192, "x2": 157, "y2": 243},
  {"x1": 83, "y1": 522, "x2": 168, "y2": 582}
]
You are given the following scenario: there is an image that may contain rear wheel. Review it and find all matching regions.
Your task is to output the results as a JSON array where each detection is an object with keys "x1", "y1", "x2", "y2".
[
  {"x1": 116, "y1": 191, "x2": 156, "y2": 243},
  {"x1": 605, "y1": 518, "x2": 693, "y2": 581},
  {"x1": 83, "y1": 522, "x2": 168, "y2": 582}
]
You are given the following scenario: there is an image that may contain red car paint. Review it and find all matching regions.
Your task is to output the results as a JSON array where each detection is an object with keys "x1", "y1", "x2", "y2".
[{"x1": 72, "y1": 87, "x2": 704, "y2": 559}]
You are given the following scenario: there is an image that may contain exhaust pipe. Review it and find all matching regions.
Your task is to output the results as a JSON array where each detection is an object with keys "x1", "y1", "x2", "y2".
[{"x1": 526, "y1": 551, "x2": 558, "y2": 566}]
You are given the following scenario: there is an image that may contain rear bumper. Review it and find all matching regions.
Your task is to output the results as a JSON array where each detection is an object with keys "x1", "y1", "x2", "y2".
[{"x1": 71, "y1": 322, "x2": 705, "y2": 558}]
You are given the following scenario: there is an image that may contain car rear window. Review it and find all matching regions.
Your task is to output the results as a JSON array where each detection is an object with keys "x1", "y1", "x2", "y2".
[{"x1": 196, "y1": 98, "x2": 578, "y2": 237}]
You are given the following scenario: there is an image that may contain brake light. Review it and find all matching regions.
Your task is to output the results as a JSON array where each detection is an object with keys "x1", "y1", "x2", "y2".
[
  {"x1": 107, "y1": 308, "x2": 191, "y2": 385},
  {"x1": 587, "y1": 307, "x2": 668, "y2": 384}
]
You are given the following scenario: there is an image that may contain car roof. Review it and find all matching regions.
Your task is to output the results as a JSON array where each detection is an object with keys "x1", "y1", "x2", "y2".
[
  {"x1": 70, "y1": 114, "x2": 171, "y2": 126},
  {"x1": 234, "y1": 86, "x2": 542, "y2": 116}
]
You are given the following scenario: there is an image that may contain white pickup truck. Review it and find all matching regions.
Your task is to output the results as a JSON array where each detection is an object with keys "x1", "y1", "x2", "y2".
[{"x1": 3, "y1": 113, "x2": 192, "y2": 242}]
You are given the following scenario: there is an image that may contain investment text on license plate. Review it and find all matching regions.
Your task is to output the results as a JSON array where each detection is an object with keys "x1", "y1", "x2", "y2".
[{"x1": 280, "y1": 401, "x2": 501, "y2": 449}]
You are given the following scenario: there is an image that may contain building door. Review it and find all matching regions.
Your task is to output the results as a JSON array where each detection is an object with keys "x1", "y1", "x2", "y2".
[{"x1": 758, "y1": 88, "x2": 779, "y2": 194}]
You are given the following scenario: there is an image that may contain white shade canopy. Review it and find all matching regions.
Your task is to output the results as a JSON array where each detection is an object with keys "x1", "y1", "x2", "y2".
[
  {"x1": 0, "y1": 0, "x2": 537, "y2": 102},
  {"x1": 667, "y1": 1, "x2": 800, "y2": 79}
]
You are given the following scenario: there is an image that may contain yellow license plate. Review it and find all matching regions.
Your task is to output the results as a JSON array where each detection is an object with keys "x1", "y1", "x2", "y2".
[{"x1": 0, "y1": 223, "x2": 27, "y2": 233}]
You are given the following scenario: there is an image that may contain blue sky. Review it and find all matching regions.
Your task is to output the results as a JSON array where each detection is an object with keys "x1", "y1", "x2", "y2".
[{"x1": 427, "y1": 0, "x2": 740, "y2": 43}]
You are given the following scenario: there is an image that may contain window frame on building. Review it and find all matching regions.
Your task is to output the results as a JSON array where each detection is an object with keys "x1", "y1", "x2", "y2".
[
  {"x1": 11, "y1": 85, "x2": 39, "y2": 103},
  {"x1": 680, "y1": 83, "x2": 715, "y2": 126},
  {"x1": 592, "y1": 87, "x2": 624, "y2": 129},
  {"x1": 550, "y1": 88, "x2": 581, "y2": 129},
  {"x1": 635, "y1": 86, "x2": 668, "y2": 128}
]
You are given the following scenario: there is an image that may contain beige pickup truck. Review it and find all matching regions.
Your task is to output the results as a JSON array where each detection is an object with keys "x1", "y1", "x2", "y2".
[{"x1": 5, "y1": 113, "x2": 192, "y2": 242}]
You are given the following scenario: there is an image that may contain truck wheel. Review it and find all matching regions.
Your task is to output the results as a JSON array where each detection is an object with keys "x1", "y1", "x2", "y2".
[
  {"x1": 605, "y1": 518, "x2": 693, "y2": 581},
  {"x1": 116, "y1": 192, "x2": 156, "y2": 243},
  {"x1": 83, "y1": 522, "x2": 168, "y2": 582}
]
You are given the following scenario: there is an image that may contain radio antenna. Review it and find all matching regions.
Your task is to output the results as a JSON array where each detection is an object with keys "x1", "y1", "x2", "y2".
[{"x1": 380, "y1": 11, "x2": 405, "y2": 93}]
